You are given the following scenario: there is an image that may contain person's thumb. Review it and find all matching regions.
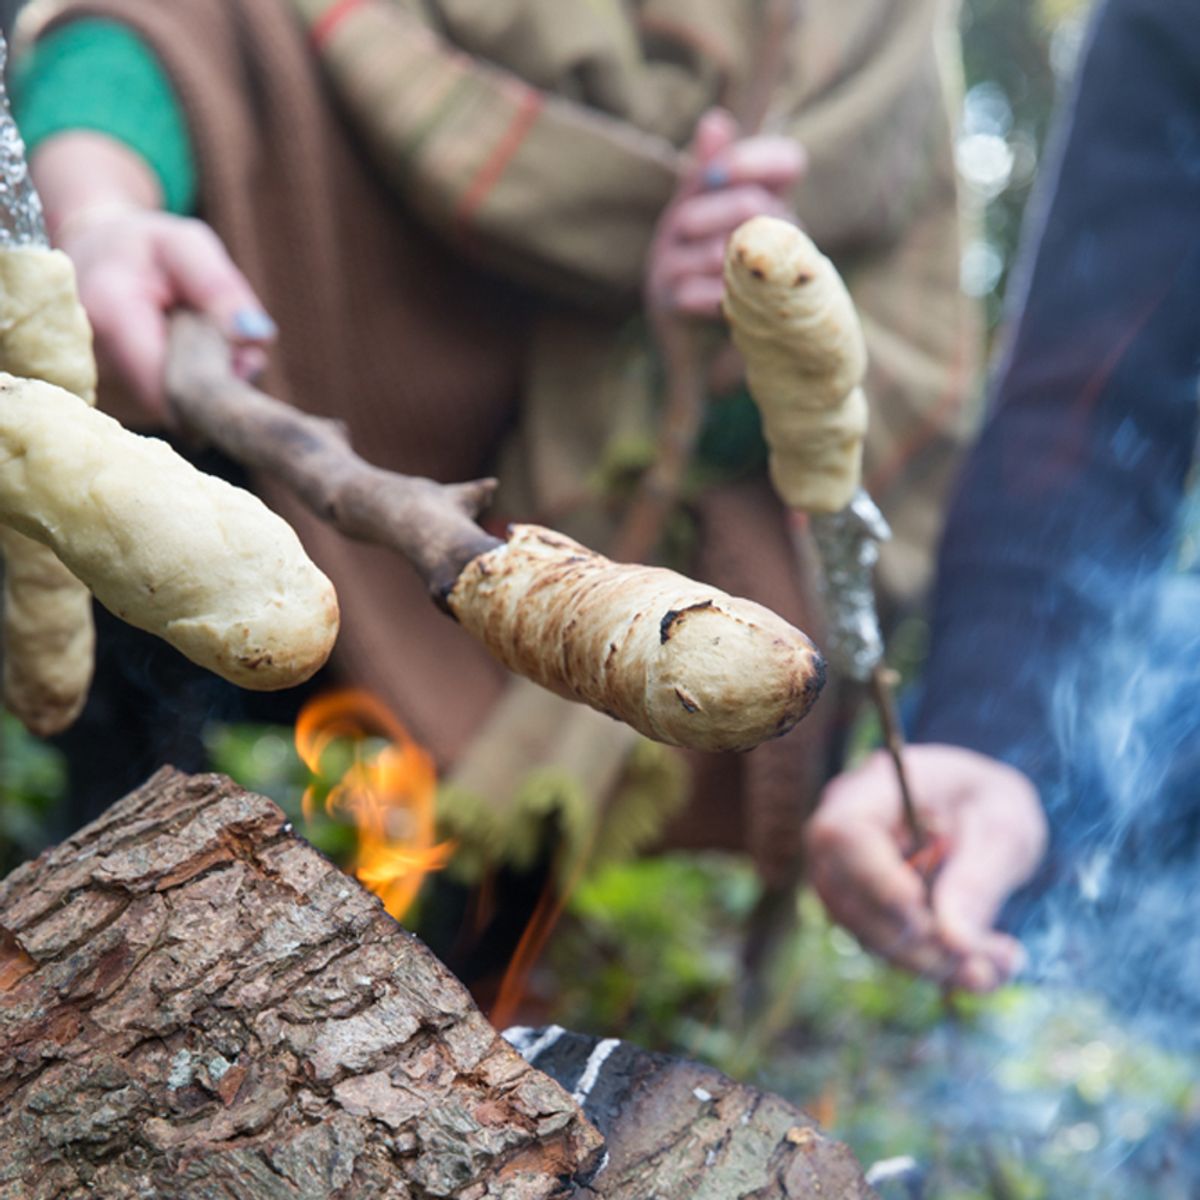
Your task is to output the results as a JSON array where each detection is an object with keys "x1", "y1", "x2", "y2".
[
  {"x1": 83, "y1": 268, "x2": 171, "y2": 419},
  {"x1": 153, "y1": 218, "x2": 275, "y2": 346},
  {"x1": 931, "y1": 818, "x2": 1026, "y2": 958},
  {"x1": 689, "y1": 108, "x2": 739, "y2": 181}
]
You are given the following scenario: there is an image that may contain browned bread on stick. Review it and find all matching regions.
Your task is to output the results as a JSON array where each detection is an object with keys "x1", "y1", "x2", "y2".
[{"x1": 448, "y1": 524, "x2": 825, "y2": 753}]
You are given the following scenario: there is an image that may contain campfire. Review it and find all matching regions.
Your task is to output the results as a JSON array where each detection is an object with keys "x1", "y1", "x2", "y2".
[
  {"x1": 293, "y1": 689, "x2": 454, "y2": 920},
  {"x1": 6, "y1": 11, "x2": 1188, "y2": 1195},
  {"x1": 0, "y1": 769, "x2": 876, "y2": 1198}
]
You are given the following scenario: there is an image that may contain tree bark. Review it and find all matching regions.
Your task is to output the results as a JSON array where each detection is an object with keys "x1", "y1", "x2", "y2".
[
  {"x1": 0, "y1": 769, "x2": 874, "y2": 1198},
  {"x1": 504, "y1": 1027, "x2": 876, "y2": 1199},
  {"x1": 0, "y1": 768, "x2": 603, "y2": 1199}
]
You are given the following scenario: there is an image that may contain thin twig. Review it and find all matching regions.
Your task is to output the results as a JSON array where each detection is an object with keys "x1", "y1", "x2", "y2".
[
  {"x1": 610, "y1": 316, "x2": 705, "y2": 562},
  {"x1": 736, "y1": 0, "x2": 803, "y2": 135},
  {"x1": 868, "y1": 663, "x2": 928, "y2": 863}
]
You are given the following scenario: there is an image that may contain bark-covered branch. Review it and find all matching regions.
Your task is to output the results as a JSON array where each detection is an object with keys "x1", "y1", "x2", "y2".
[
  {"x1": 165, "y1": 315, "x2": 825, "y2": 755},
  {"x1": 167, "y1": 314, "x2": 500, "y2": 599}
]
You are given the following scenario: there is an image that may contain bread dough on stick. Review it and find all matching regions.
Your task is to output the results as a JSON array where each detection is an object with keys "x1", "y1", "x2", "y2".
[
  {"x1": 0, "y1": 525, "x2": 93, "y2": 734},
  {"x1": 0, "y1": 247, "x2": 97, "y2": 733},
  {"x1": 0, "y1": 373, "x2": 339, "y2": 690},
  {"x1": 448, "y1": 524, "x2": 824, "y2": 753},
  {"x1": 0, "y1": 247, "x2": 97, "y2": 398},
  {"x1": 722, "y1": 216, "x2": 868, "y2": 514}
]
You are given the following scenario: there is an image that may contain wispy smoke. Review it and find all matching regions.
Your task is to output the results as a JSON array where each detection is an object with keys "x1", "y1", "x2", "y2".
[{"x1": 1018, "y1": 568, "x2": 1200, "y2": 1047}]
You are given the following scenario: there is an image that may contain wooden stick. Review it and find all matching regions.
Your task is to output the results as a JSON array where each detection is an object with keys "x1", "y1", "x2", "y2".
[
  {"x1": 166, "y1": 313, "x2": 500, "y2": 602},
  {"x1": 166, "y1": 314, "x2": 825, "y2": 756},
  {"x1": 609, "y1": 314, "x2": 705, "y2": 563},
  {"x1": 737, "y1": 0, "x2": 804, "y2": 136},
  {"x1": 868, "y1": 663, "x2": 927, "y2": 857},
  {"x1": 611, "y1": 0, "x2": 801, "y2": 565}
]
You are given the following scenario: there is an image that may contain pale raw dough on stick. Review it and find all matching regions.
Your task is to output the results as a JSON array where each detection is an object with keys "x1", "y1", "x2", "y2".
[
  {"x1": 0, "y1": 247, "x2": 97, "y2": 734},
  {"x1": 0, "y1": 525, "x2": 93, "y2": 735},
  {"x1": 448, "y1": 524, "x2": 825, "y2": 753},
  {"x1": 722, "y1": 216, "x2": 868, "y2": 514},
  {"x1": 0, "y1": 373, "x2": 338, "y2": 690}
]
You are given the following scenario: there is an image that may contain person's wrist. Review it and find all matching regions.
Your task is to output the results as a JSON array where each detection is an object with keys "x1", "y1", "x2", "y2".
[
  {"x1": 33, "y1": 131, "x2": 165, "y2": 245},
  {"x1": 49, "y1": 200, "x2": 153, "y2": 247}
]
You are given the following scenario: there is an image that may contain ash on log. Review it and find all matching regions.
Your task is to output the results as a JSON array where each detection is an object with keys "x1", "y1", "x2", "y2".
[
  {"x1": 0, "y1": 769, "x2": 602, "y2": 1199},
  {"x1": 505, "y1": 1027, "x2": 876, "y2": 1200}
]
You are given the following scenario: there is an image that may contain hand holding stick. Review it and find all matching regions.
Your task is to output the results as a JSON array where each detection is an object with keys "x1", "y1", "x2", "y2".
[{"x1": 612, "y1": 0, "x2": 803, "y2": 564}]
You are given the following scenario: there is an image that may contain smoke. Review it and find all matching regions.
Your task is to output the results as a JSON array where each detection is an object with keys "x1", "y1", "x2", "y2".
[
  {"x1": 840, "y1": 561, "x2": 1200, "y2": 1197},
  {"x1": 1014, "y1": 567, "x2": 1200, "y2": 1047}
]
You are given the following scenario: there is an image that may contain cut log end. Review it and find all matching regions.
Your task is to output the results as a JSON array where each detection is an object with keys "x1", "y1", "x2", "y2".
[{"x1": 506, "y1": 1025, "x2": 876, "y2": 1199}]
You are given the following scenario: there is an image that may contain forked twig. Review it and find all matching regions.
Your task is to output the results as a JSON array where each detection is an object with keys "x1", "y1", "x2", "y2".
[{"x1": 166, "y1": 313, "x2": 500, "y2": 601}]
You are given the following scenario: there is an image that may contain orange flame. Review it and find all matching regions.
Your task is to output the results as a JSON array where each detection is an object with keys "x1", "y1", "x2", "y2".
[
  {"x1": 489, "y1": 869, "x2": 568, "y2": 1030},
  {"x1": 489, "y1": 832, "x2": 599, "y2": 1029},
  {"x1": 294, "y1": 689, "x2": 454, "y2": 919}
]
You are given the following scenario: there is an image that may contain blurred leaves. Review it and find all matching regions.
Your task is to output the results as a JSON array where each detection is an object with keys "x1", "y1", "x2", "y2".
[
  {"x1": 545, "y1": 853, "x2": 758, "y2": 1051},
  {"x1": 0, "y1": 712, "x2": 65, "y2": 875},
  {"x1": 957, "y1": 0, "x2": 1095, "y2": 334}
]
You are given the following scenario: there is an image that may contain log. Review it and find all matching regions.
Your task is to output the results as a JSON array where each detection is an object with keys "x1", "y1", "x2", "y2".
[
  {"x1": 504, "y1": 1027, "x2": 876, "y2": 1199},
  {"x1": 0, "y1": 769, "x2": 603, "y2": 1199},
  {"x1": 0, "y1": 770, "x2": 875, "y2": 1199}
]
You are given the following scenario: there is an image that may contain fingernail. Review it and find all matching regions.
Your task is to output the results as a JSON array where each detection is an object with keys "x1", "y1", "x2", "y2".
[
  {"x1": 231, "y1": 308, "x2": 277, "y2": 340},
  {"x1": 234, "y1": 346, "x2": 269, "y2": 384},
  {"x1": 702, "y1": 163, "x2": 731, "y2": 190}
]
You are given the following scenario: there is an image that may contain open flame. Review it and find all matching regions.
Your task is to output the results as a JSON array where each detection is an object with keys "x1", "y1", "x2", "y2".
[
  {"x1": 489, "y1": 872, "x2": 568, "y2": 1029},
  {"x1": 294, "y1": 689, "x2": 454, "y2": 919}
]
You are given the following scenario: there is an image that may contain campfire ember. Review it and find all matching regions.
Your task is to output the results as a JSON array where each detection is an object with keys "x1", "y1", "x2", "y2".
[{"x1": 294, "y1": 689, "x2": 454, "y2": 919}]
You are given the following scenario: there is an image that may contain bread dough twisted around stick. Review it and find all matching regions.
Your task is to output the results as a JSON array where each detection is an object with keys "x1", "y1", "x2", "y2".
[
  {"x1": 722, "y1": 216, "x2": 869, "y2": 514},
  {"x1": 0, "y1": 248, "x2": 97, "y2": 734},
  {"x1": 0, "y1": 373, "x2": 338, "y2": 689},
  {"x1": 448, "y1": 524, "x2": 824, "y2": 753}
]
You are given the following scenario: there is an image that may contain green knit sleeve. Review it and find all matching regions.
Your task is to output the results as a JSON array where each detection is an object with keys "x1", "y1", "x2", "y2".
[{"x1": 12, "y1": 18, "x2": 197, "y2": 215}]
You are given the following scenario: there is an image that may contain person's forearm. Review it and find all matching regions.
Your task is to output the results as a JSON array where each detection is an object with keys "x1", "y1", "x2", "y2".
[
  {"x1": 33, "y1": 132, "x2": 163, "y2": 243},
  {"x1": 915, "y1": 0, "x2": 1200, "y2": 788},
  {"x1": 14, "y1": 17, "x2": 198, "y2": 216},
  {"x1": 295, "y1": 0, "x2": 687, "y2": 308}
]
